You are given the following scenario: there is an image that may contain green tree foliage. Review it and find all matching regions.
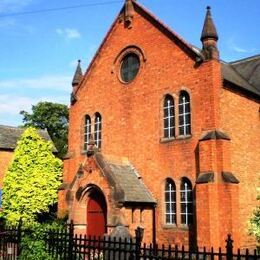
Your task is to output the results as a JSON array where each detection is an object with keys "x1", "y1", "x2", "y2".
[
  {"x1": 20, "y1": 102, "x2": 69, "y2": 158},
  {"x1": 249, "y1": 187, "x2": 260, "y2": 244},
  {"x1": 1, "y1": 127, "x2": 62, "y2": 225}
]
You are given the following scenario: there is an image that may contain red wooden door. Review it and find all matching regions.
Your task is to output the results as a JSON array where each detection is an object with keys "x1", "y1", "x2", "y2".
[{"x1": 87, "y1": 190, "x2": 107, "y2": 237}]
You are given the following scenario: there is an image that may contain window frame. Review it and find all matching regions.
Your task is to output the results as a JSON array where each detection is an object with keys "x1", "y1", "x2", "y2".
[
  {"x1": 178, "y1": 91, "x2": 191, "y2": 136},
  {"x1": 163, "y1": 95, "x2": 175, "y2": 139},
  {"x1": 180, "y1": 178, "x2": 193, "y2": 226},
  {"x1": 84, "y1": 115, "x2": 91, "y2": 150},
  {"x1": 94, "y1": 113, "x2": 102, "y2": 149},
  {"x1": 165, "y1": 178, "x2": 177, "y2": 225}
]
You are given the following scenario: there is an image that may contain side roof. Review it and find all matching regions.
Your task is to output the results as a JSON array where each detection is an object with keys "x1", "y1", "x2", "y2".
[
  {"x1": 95, "y1": 153, "x2": 156, "y2": 205},
  {"x1": 0, "y1": 125, "x2": 57, "y2": 152},
  {"x1": 229, "y1": 55, "x2": 260, "y2": 92},
  {"x1": 221, "y1": 61, "x2": 260, "y2": 97}
]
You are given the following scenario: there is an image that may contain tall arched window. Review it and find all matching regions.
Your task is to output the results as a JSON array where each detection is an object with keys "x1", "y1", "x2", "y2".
[
  {"x1": 163, "y1": 95, "x2": 175, "y2": 138},
  {"x1": 94, "y1": 113, "x2": 102, "y2": 149},
  {"x1": 178, "y1": 91, "x2": 191, "y2": 136},
  {"x1": 180, "y1": 178, "x2": 193, "y2": 225},
  {"x1": 84, "y1": 115, "x2": 91, "y2": 150},
  {"x1": 165, "y1": 178, "x2": 176, "y2": 224}
]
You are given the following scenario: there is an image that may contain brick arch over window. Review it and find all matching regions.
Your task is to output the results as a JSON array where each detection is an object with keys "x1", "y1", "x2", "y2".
[
  {"x1": 94, "y1": 112, "x2": 102, "y2": 149},
  {"x1": 165, "y1": 178, "x2": 176, "y2": 224},
  {"x1": 84, "y1": 114, "x2": 91, "y2": 150},
  {"x1": 178, "y1": 91, "x2": 191, "y2": 136},
  {"x1": 180, "y1": 177, "x2": 193, "y2": 225},
  {"x1": 163, "y1": 94, "x2": 175, "y2": 138}
]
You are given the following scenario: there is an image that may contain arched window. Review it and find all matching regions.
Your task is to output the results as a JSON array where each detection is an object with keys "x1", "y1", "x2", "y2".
[
  {"x1": 84, "y1": 115, "x2": 91, "y2": 150},
  {"x1": 94, "y1": 113, "x2": 102, "y2": 149},
  {"x1": 165, "y1": 178, "x2": 176, "y2": 224},
  {"x1": 178, "y1": 91, "x2": 191, "y2": 136},
  {"x1": 163, "y1": 95, "x2": 175, "y2": 138},
  {"x1": 180, "y1": 178, "x2": 193, "y2": 225}
]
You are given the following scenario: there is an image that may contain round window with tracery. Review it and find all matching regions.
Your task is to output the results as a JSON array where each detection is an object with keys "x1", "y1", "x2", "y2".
[{"x1": 120, "y1": 53, "x2": 140, "y2": 83}]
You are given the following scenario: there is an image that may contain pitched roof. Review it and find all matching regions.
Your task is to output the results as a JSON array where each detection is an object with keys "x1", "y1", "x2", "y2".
[
  {"x1": 72, "y1": 1, "x2": 259, "y2": 100},
  {"x1": 221, "y1": 61, "x2": 260, "y2": 97},
  {"x1": 0, "y1": 125, "x2": 56, "y2": 151},
  {"x1": 229, "y1": 55, "x2": 260, "y2": 92},
  {"x1": 74, "y1": 0, "x2": 201, "y2": 96},
  {"x1": 95, "y1": 153, "x2": 156, "y2": 205}
]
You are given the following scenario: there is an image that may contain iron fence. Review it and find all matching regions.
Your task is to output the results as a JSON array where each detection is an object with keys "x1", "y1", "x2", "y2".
[{"x1": 0, "y1": 222, "x2": 259, "y2": 259}]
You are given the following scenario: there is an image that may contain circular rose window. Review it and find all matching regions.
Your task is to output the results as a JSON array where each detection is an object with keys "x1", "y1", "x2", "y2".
[{"x1": 120, "y1": 53, "x2": 140, "y2": 83}]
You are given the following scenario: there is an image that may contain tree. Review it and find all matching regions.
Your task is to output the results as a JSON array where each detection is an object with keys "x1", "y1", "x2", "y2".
[
  {"x1": 20, "y1": 102, "x2": 69, "y2": 158},
  {"x1": 249, "y1": 187, "x2": 260, "y2": 244},
  {"x1": 1, "y1": 127, "x2": 62, "y2": 225}
]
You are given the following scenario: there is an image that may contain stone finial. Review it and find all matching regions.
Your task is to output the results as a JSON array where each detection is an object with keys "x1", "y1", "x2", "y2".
[
  {"x1": 200, "y1": 6, "x2": 219, "y2": 60},
  {"x1": 72, "y1": 59, "x2": 83, "y2": 87},
  {"x1": 124, "y1": 0, "x2": 135, "y2": 28}
]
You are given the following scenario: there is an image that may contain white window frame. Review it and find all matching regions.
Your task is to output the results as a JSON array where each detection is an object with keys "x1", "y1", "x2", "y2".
[
  {"x1": 180, "y1": 179, "x2": 193, "y2": 225},
  {"x1": 163, "y1": 95, "x2": 175, "y2": 138},
  {"x1": 84, "y1": 115, "x2": 91, "y2": 150},
  {"x1": 165, "y1": 179, "x2": 176, "y2": 224},
  {"x1": 178, "y1": 92, "x2": 191, "y2": 136},
  {"x1": 94, "y1": 113, "x2": 102, "y2": 148}
]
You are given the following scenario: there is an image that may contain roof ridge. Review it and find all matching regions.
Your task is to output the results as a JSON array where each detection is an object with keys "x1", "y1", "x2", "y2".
[
  {"x1": 0, "y1": 125, "x2": 22, "y2": 129},
  {"x1": 229, "y1": 54, "x2": 260, "y2": 65}
]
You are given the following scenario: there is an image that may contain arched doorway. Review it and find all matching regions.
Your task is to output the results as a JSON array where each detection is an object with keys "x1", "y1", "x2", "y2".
[{"x1": 87, "y1": 188, "x2": 107, "y2": 237}]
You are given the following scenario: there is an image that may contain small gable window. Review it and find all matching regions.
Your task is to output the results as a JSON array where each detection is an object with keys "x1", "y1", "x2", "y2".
[
  {"x1": 179, "y1": 91, "x2": 191, "y2": 136},
  {"x1": 84, "y1": 115, "x2": 91, "y2": 150},
  {"x1": 94, "y1": 113, "x2": 102, "y2": 149},
  {"x1": 120, "y1": 53, "x2": 140, "y2": 83},
  {"x1": 163, "y1": 95, "x2": 175, "y2": 138},
  {"x1": 180, "y1": 178, "x2": 193, "y2": 225},
  {"x1": 165, "y1": 178, "x2": 176, "y2": 224}
]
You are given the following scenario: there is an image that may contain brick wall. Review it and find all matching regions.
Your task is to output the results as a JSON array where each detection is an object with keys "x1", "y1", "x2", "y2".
[
  {"x1": 60, "y1": 5, "x2": 259, "y2": 249},
  {"x1": 220, "y1": 88, "x2": 260, "y2": 248},
  {"x1": 0, "y1": 150, "x2": 13, "y2": 188}
]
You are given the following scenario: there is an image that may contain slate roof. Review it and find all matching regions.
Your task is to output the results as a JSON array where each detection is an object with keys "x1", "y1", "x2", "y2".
[
  {"x1": 229, "y1": 55, "x2": 260, "y2": 92},
  {"x1": 95, "y1": 153, "x2": 156, "y2": 205},
  {"x1": 0, "y1": 125, "x2": 56, "y2": 151},
  {"x1": 108, "y1": 162, "x2": 156, "y2": 204}
]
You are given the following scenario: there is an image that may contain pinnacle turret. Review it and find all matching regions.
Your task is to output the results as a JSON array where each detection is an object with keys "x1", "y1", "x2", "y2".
[
  {"x1": 200, "y1": 6, "x2": 219, "y2": 60},
  {"x1": 72, "y1": 60, "x2": 83, "y2": 87}
]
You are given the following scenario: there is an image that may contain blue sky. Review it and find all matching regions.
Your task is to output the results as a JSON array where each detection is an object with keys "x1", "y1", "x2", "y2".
[{"x1": 0, "y1": 0, "x2": 259, "y2": 126}]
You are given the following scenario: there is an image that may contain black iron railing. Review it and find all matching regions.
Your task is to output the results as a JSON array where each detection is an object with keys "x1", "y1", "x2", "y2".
[{"x1": 0, "y1": 222, "x2": 259, "y2": 259}]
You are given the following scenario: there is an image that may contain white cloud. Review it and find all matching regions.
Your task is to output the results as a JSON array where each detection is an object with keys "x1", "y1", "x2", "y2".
[
  {"x1": 0, "y1": 75, "x2": 72, "y2": 92},
  {"x1": 0, "y1": 94, "x2": 35, "y2": 115},
  {"x1": 56, "y1": 28, "x2": 81, "y2": 39},
  {"x1": 228, "y1": 38, "x2": 259, "y2": 54},
  {"x1": 0, "y1": 0, "x2": 32, "y2": 13},
  {"x1": 0, "y1": 94, "x2": 69, "y2": 125}
]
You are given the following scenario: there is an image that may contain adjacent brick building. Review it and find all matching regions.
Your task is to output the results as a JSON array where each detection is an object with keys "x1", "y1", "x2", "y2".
[{"x1": 58, "y1": 0, "x2": 260, "y2": 250}]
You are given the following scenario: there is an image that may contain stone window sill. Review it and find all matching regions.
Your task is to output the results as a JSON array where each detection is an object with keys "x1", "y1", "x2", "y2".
[{"x1": 160, "y1": 135, "x2": 192, "y2": 143}]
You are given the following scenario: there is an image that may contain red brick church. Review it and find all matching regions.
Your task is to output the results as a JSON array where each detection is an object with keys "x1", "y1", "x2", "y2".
[{"x1": 58, "y1": 0, "x2": 260, "y2": 250}]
